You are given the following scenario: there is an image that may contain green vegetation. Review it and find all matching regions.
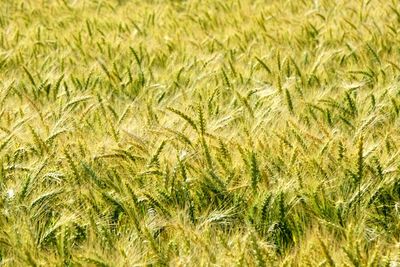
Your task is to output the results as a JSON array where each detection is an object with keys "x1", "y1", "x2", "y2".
[{"x1": 1, "y1": 0, "x2": 400, "y2": 265}]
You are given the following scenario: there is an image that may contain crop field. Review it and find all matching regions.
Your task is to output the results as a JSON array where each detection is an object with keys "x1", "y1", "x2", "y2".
[{"x1": 0, "y1": 0, "x2": 400, "y2": 266}]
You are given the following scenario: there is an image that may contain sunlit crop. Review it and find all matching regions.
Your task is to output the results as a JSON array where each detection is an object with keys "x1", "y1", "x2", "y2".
[{"x1": 0, "y1": 0, "x2": 399, "y2": 266}]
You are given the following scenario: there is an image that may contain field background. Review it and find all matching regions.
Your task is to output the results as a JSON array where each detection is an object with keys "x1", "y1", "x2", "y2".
[{"x1": 0, "y1": 0, "x2": 400, "y2": 266}]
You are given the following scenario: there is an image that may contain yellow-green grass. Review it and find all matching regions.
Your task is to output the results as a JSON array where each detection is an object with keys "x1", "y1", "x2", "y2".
[{"x1": 0, "y1": 0, "x2": 399, "y2": 265}]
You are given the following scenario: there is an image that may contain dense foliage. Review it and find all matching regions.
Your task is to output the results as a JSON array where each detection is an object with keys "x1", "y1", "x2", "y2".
[{"x1": 0, "y1": 0, "x2": 399, "y2": 265}]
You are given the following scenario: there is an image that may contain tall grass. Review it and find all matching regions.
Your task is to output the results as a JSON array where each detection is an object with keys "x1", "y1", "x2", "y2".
[{"x1": 0, "y1": 0, "x2": 399, "y2": 266}]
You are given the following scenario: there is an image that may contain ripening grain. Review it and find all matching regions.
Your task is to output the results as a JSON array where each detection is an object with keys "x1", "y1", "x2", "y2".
[{"x1": 0, "y1": 0, "x2": 399, "y2": 266}]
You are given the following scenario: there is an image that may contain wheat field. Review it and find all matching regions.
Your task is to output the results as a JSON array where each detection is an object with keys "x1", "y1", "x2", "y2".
[{"x1": 0, "y1": 0, "x2": 399, "y2": 266}]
